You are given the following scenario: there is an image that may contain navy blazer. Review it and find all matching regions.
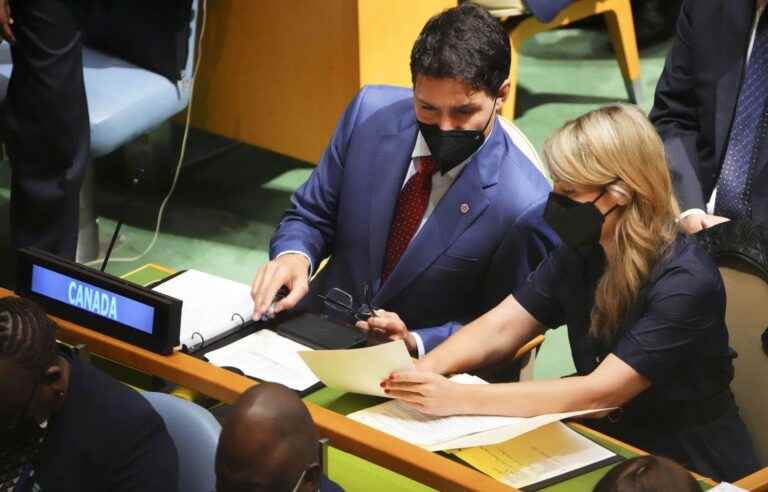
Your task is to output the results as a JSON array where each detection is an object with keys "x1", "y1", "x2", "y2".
[
  {"x1": 650, "y1": 0, "x2": 768, "y2": 225},
  {"x1": 270, "y1": 85, "x2": 555, "y2": 352}
]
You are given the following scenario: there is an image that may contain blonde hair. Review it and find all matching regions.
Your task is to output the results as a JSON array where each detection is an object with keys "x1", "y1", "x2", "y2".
[{"x1": 542, "y1": 104, "x2": 680, "y2": 342}]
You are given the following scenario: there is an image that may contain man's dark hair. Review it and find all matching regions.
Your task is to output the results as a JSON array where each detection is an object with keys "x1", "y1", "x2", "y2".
[
  {"x1": 593, "y1": 455, "x2": 699, "y2": 492},
  {"x1": 410, "y1": 3, "x2": 510, "y2": 96},
  {"x1": 0, "y1": 297, "x2": 57, "y2": 374}
]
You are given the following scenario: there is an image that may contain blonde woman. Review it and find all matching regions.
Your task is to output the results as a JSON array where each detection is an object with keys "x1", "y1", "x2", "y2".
[{"x1": 382, "y1": 105, "x2": 759, "y2": 482}]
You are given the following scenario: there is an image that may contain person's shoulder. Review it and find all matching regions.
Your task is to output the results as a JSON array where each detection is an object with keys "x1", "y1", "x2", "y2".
[
  {"x1": 352, "y1": 85, "x2": 413, "y2": 118},
  {"x1": 650, "y1": 234, "x2": 724, "y2": 299},
  {"x1": 76, "y1": 359, "x2": 164, "y2": 430},
  {"x1": 341, "y1": 85, "x2": 415, "y2": 136},
  {"x1": 493, "y1": 121, "x2": 550, "y2": 196},
  {"x1": 493, "y1": 149, "x2": 551, "y2": 218}
]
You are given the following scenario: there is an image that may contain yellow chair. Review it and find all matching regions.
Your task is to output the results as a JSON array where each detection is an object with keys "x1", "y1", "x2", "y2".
[
  {"x1": 718, "y1": 257, "x2": 768, "y2": 466},
  {"x1": 474, "y1": 0, "x2": 641, "y2": 119}
]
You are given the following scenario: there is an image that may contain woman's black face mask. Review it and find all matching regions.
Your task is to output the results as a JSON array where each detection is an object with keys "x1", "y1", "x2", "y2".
[
  {"x1": 417, "y1": 99, "x2": 497, "y2": 175},
  {"x1": 543, "y1": 188, "x2": 618, "y2": 250}
]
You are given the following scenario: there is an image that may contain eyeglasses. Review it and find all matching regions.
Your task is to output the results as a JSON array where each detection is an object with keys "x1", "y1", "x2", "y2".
[{"x1": 318, "y1": 284, "x2": 376, "y2": 324}]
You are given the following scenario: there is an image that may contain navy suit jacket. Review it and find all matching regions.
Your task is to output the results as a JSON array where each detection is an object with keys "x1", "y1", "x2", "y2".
[
  {"x1": 270, "y1": 85, "x2": 556, "y2": 352},
  {"x1": 650, "y1": 0, "x2": 768, "y2": 225}
]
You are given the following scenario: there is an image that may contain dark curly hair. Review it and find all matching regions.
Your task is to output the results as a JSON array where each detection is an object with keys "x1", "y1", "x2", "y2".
[
  {"x1": 410, "y1": 3, "x2": 510, "y2": 96},
  {"x1": 0, "y1": 297, "x2": 58, "y2": 374}
]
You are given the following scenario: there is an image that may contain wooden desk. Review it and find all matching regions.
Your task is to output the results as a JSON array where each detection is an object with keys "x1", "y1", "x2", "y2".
[
  {"x1": 0, "y1": 280, "x2": 719, "y2": 491},
  {"x1": 189, "y1": 0, "x2": 456, "y2": 164}
]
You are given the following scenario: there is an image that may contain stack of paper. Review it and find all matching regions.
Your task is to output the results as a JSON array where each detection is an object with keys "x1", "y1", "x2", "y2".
[
  {"x1": 205, "y1": 329, "x2": 320, "y2": 392},
  {"x1": 152, "y1": 269, "x2": 254, "y2": 351},
  {"x1": 452, "y1": 422, "x2": 619, "y2": 490},
  {"x1": 346, "y1": 374, "x2": 611, "y2": 452}
]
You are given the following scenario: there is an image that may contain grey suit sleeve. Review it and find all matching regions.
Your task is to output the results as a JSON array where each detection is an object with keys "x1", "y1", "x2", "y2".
[{"x1": 649, "y1": 0, "x2": 708, "y2": 212}]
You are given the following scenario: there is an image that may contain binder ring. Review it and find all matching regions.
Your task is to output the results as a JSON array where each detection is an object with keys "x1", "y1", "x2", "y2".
[{"x1": 191, "y1": 331, "x2": 205, "y2": 351}]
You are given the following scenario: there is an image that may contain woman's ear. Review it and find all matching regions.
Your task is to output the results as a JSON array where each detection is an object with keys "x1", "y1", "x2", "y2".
[{"x1": 608, "y1": 182, "x2": 632, "y2": 206}]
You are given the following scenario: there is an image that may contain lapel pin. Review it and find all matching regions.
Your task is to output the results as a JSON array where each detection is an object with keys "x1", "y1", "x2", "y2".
[{"x1": 460, "y1": 203, "x2": 470, "y2": 214}]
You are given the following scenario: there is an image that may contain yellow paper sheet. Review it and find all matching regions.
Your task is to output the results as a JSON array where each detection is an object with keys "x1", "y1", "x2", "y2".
[
  {"x1": 452, "y1": 422, "x2": 617, "y2": 489},
  {"x1": 298, "y1": 340, "x2": 414, "y2": 397}
]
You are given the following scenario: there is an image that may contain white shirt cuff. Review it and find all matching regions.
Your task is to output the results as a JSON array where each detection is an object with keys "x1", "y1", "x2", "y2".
[
  {"x1": 411, "y1": 332, "x2": 426, "y2": 358},
  {"x1": 275, "y1": 250, "x2": 314, "y2": 277},
  {"x1": 679, "y1": 208, "x2": 706, "y2": 220}
]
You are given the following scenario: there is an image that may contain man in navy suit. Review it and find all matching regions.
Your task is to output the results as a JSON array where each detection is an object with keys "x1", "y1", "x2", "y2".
[
  {"x1": 651, "y1": 0, "x2": 768, "y2": 231},
  {"x1": 251, "y1": 3, "x2": 555, "y2": 356}
]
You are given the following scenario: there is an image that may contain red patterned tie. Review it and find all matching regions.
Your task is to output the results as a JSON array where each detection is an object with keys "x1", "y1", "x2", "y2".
[{"x1": 381, "y1": 156, "x2": 438, "y2": 282}]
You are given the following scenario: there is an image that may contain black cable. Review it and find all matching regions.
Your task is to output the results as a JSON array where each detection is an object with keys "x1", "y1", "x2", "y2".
[{"x1": 100, "y1": 171, "x2": 142, "y2": 272}]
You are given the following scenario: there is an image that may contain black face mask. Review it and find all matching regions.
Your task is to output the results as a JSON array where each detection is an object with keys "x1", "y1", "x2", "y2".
[
  {"x1": 543, "y1": 189, "x2": 618, "y2": 250},
  {"x1": 417, "y1": 99, "x2": 497, "y2": 175}
]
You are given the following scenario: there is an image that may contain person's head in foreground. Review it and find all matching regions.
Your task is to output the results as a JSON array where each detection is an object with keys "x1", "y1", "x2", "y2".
[
  {"x1": 593, "y1": 456, "x2": 699, "y2": 492},
  {"x1": 0, "y1": 297, "x2": 66, "y2": 488},
  {"x1": 215, "y1": 383, "x2": 323, "y2": 492},
  {"x1": 541, "y1": 102, "x2": 680, "y2": 340}
]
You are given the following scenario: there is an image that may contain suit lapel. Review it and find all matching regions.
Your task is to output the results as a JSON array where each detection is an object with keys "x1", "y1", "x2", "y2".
[
  {"x1": 714, "y1": 1, "x2": 755, "y2": 163},
  {"x1": 373, "y1": 119, "x2": 505, "y2": 307},
  {"x1": 368, "y1": 125, "x2": 417, "y2": 293}
]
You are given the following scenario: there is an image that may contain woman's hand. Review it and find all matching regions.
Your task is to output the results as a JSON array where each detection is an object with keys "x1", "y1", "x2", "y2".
[{"x1": 381, "y1": 370, "x2": 470, "y2": 416}]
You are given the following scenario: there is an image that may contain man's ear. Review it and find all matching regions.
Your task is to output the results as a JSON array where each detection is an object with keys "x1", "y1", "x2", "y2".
[
  {"x1": 303, "y1": 462, "x2": 322, "y2": 492},
  {"x1": 496, "y1": 79, "x2": 511, "y2": 109}
]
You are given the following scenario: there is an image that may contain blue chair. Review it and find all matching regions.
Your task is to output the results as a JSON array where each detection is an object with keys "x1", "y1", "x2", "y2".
[
  {"x1": 0, "y1": 0, "x2": 199, "y2": 261},
  {"x1": 141, "y1": 391, "x2": 220, "y2": 492}
]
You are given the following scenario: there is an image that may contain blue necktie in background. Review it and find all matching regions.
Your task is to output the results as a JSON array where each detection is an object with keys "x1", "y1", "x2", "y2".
[{"x1": 715, "y1": 11, "x2": 768, "y2": 219}]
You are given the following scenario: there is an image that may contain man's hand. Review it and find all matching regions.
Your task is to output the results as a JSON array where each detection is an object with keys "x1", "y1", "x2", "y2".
[
  {"x1": 0, "y1": 0, "x2": 14, "y2": 44},
  {"x1": 251, "y1": 253, "x2": 310, "y2": 320},
  {"x1": 355, "y1": 309, "x2": 417, "y2": 355},
  {"x1": 679, "y1": 213, "x2": 730, "y2": 234}
]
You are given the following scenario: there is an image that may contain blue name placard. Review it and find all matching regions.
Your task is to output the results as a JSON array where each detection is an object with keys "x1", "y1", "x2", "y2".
[{"x1": 30, "y1": 265, "x2": 155, "y2": 334}]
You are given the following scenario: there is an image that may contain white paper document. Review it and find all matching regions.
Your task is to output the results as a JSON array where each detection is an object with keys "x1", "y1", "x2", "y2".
[
  {"x1": 205, "y1": 329, "x2": 319, "y2": 392},
  {"x1": 347, "y1": 373, "x2": 612, "y2": 451},
  {"x1": 153, "y1": 269, "x2": 254, "y2": 351},
  {"x1": 298, "y1": 340, "x2": 414, "y2": 397},
  {"x1": 708, "y1": 484, "x2": 747, "y2": 492},
  {"x1": 452, "y1": 422, "x2": 618, "y2": 489}
]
